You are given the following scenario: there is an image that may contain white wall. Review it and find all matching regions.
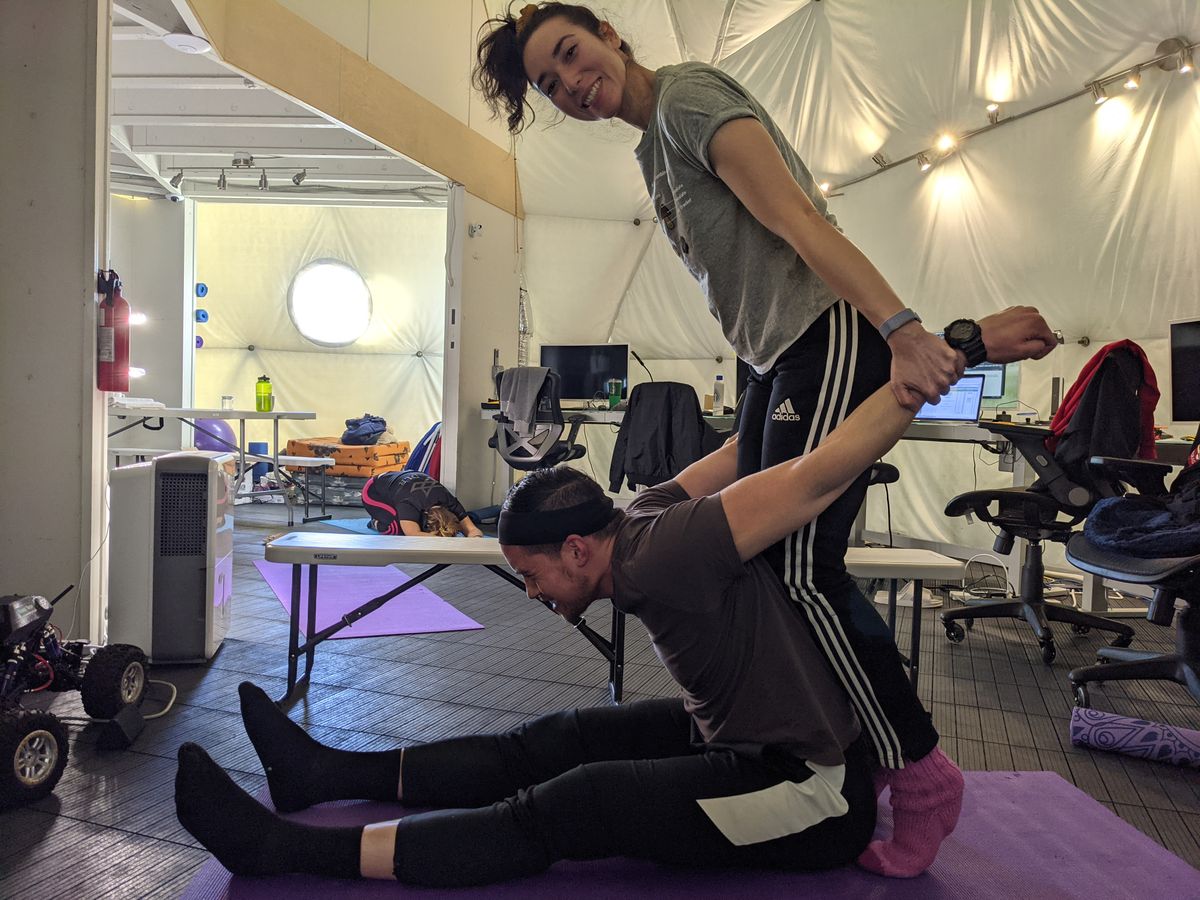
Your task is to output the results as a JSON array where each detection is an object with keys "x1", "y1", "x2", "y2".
[
  {"x1": 108, "y1": 194, "x2": 192, "y2": 450},
  {"x1": 0, "y1": 0, "x2": 110, "y2": 640},
  {"x1": 277, "y1": 0, "x2": 512, "y2": 153}
]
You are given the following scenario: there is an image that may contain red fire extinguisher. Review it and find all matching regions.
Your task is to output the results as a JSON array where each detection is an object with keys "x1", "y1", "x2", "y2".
[{"x1": 97, "y1": 269, "x2": 131, "y2": 393}]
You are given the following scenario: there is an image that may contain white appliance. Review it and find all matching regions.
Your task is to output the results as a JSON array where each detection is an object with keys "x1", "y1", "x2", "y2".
[{"x1": 108, "y1": 451, "x2": 235, "y2": 662}]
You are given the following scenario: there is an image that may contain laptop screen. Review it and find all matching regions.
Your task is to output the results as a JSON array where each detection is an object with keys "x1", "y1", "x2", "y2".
[{"x1": 914, "y1": 374, "x2": 985, "y2": 422}]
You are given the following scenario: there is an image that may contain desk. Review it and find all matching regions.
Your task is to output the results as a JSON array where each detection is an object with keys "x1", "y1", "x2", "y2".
[
  {"x1": 263, "y1": 533, "x2": 626, "y2": 704},
  {"x1": 108, "y1": 405, "x2": 321, "y2": 525}
]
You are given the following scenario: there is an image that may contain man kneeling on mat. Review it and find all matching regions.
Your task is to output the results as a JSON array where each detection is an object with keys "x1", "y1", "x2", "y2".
[{"x1": 175, "y1": 382, "x2": 956, "y2": 886}]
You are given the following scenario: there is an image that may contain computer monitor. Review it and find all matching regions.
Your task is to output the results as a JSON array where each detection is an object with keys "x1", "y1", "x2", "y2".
[
  {"x1": 1171, "y1": 318, "x2": 1200, "y2": 421},
  {"x1": 914, "y1": 374, "x2": 985, "y2": 423},
  {"x1": 965, "y1": 361, "x2": 1006, "y2": 398},
  {"x1": 539, "y1": 344, "x2": 629, "y2": 402}
]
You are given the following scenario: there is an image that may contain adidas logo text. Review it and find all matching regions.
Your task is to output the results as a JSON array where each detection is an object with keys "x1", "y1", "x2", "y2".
[{"x1": 771, "y1": 399, "x2": 805, "y2": 422}]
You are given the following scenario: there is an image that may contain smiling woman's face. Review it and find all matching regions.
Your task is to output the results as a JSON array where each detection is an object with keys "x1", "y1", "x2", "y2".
[{"x1": 521, "y1": 15, "x2": 627, "y2": 122}]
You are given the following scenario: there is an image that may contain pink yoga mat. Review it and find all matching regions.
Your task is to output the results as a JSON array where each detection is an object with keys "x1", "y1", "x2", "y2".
[{"x1": 253, "y1": 559, "x2": 482, "y2": 639}]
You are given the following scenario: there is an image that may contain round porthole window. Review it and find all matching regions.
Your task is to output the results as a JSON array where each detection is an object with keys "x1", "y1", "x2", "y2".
[{"x1": 287, "y1": 259, "x2": 371, "y2": 347}]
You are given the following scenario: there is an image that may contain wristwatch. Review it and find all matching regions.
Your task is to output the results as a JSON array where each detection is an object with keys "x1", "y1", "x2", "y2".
[{"x1": 943, "y1": 319, "x2": 988, "y2": 367}]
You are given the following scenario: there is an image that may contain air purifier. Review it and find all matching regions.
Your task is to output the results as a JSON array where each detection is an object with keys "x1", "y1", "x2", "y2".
[{"x1": 108, "y1": 451, "x2": 235, "y2": 662}]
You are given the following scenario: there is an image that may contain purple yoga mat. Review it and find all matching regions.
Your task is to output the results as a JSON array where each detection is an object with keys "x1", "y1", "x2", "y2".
[
  {"x1": 1071, "y1": 707, "x2": 1200, "y2": 767},
  {"x1": 253, "y1": 559, "x2": 482, "y2": 639},
  {"x1": 181, "y1": 771, "x2": 1200, "y2": 899}
]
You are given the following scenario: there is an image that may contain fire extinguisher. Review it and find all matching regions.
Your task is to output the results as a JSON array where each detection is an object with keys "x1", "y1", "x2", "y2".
[{"x1": 97, "y1": 269, "x2": 131, "y2": 393}]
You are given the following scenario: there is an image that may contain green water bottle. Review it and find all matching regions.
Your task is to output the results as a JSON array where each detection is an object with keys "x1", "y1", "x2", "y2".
[{"x1": 255, "y1": 375, "x2": 273, "y2": 412}]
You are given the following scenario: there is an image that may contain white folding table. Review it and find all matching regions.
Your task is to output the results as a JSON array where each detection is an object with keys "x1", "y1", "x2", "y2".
[
  {"x1": 108, "y1": 405, "x2": 327, "y2": 524},
  {"x1": 263, "y1": 532, "x2": 626, "y2": 704}
]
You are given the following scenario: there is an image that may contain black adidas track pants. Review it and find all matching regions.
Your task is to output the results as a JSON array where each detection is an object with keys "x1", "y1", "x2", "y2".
[{"x1": 736, "y1": 299, "x2": 939, "y2": 769}]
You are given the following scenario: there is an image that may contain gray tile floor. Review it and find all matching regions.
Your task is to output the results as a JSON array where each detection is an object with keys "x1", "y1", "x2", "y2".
[{"x1": 2, "y1": 505, "x2": 1198, "y2": 897}]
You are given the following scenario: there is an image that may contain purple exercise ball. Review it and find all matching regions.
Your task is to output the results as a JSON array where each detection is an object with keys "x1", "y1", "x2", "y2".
[{"x1": 194, "y1": 418, "x2": 237, "y2": 451}]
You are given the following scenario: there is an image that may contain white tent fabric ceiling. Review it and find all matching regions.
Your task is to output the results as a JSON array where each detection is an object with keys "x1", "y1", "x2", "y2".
[{"x1": 513, "y1": 0, "x2": 1200, "y2": 546}]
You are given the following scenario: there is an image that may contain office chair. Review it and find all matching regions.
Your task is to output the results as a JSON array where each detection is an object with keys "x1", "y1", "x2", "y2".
[
  {"x1": 1065, "y1": 455, "x2": 1198, "y2": 707},
  {"x1": 489, "y1": 368, "x2": 586, "y2": 470},
  {"x1": 940, "y1": 347, "x2": 1156, "y2": 663}
]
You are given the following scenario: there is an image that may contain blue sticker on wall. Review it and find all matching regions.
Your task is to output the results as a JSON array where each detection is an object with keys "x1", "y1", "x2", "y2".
[
  {"x1": 195, "y1": 335, "x2": 204, "y2": 349},
  {"x1": 195, "y1": 282, "x2": 208, "y2": 298},
  {"x1": 195, "y1": 308, "x2": 209, "y2": 323}
]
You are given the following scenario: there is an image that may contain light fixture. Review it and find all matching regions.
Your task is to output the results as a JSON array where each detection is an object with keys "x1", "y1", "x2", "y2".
[
  {"x1": 818, "y1": 181, "x2": 830, "y2": 194},
  {"x1": 162, "y1": 32, "x2": 212, "y2": 54},
  {"x1": 934, "y1": 133, "x2": 957, "y2": 154},
  {"x1": 986, "y1": 103, "x2": 1002, "y2": 125},
  {"x1": 1124, "y1": 67, "x2": 1141, "y2": 90},
  {"x1": 169, "y1": 170, "x2": 184, "y2": 188},
  {"x1": 916, "y1": 152, "x2": 932, "y2": 172},
  {"x1": 1181, "y1": 46, "x2": 1195, "y2": 74},
  {"x1": 217, "y1": 169, "x2": 227, "y2": 191},
  {"x1": 870, "y1": 151, "x2": 890, "y2": 168},
  {"x1": 985, "y1": 102, "x2": 1000, "y2": 113},
  {"x1": 292, "y1": 169, "x2": 307, "y2": 186},
  {"x1": 129, "y1": 312, "x2": 148, "y2": 326},
  {"x1": 259, "y1": 169, "x2": 269, "y2": 191},
  {"x1": 1090, "y1": 82, "x2": 1108, "y2": 104},
  {"x1": 128, "y1": 366, "x2": 147, "y2": 379}
]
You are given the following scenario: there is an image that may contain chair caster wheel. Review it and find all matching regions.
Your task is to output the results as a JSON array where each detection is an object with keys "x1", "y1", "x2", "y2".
[
  {"x1": 964, "y1": 618, "x2": 975, "y2": 630},
  {"x1": 945, "y1": 623, "x2": 966, "y2": 643},
  {"x1": 1040, "y1": 641, "x2": 1057, "y2": 665},
  {"x1": 1071, "y1": 624, "x2": 1091, "y2": 636},
  {"x1": 1109, "y1": 633, "x2": 1133, "y2": 649},
  {"x1": 1072, "y1": 683, "x2": 1090, "y2": 708}
]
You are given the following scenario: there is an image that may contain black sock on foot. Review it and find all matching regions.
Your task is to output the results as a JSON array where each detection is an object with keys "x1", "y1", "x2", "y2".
[
  {"x1": 175, "y1": 742, "x2": 363, "y2": 879},
  {"x1": 239, "y1": 681, "x2": 404, "y2": 812}
]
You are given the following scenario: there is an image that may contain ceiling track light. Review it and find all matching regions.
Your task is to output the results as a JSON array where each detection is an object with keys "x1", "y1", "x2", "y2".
[
  {"x1": 169, "y1": 170, "x2": 184, "y2": 188},
  {"x1": 934, "y1": 133, "x2": 957, "y2": 154},
  {"x1": 217, "y1": 169, "x2": 227, "y2": 191},
  {"x1": 1124, "y1": 66, "x2": 1141, "y2": 90},
  {"x1": 1181, "y1": 46, "x2": 1195, "y2": 74},
  {"x1": 986, "y1": 103, "x2": 1002, "y2": 125},
  {"x1": 292, "y1": 168, "x2": 307, "y2": 186},
  {"x1": 916, "y1": 152, "x2": 932, "y2": 172},
  {"x1": 870, "y1": 151, "x2": 890, "y2": 168},
  {"x1": 1090, "y1": 82, "x2": 1108, "y2": 104},
  {"x1": 258, "y1": 169, "x2": 269, "y2": 191}
]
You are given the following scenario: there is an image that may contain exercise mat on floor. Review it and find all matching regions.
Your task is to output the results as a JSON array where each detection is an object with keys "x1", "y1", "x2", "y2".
[
  {"x1": 326, "y1": 517, "x2": 377, "y2": 536},
  {"x1": 180, "y1": 771, "x2": 1200, "y2": 899},
  {"x1": 1070, "y1": 706, "x2": 1200, "y2": 767},
  {"x1": 253, "y1": 559, "x2": 482, "y2": 639}
]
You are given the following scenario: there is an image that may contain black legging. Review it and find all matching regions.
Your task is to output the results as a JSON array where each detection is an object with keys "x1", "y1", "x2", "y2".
[
  {"x1": 392, "y1": 698, "x2": 876, "y2": 887},
  {"x1": 737, "y1": 300, "x2": 939, "y2": 769}
]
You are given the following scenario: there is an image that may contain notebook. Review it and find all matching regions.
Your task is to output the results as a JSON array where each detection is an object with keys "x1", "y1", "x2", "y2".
[{"x1": 913, "y1": 374, "x2": 985, "y2": 423}]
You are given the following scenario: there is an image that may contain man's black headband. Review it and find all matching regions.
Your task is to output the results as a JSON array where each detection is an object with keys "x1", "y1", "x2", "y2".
[{"x1": 497, "y1": 496, "x2": 616, "y2": 546}]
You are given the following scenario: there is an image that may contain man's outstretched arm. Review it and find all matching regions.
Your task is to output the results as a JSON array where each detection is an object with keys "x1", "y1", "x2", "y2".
[{"x1": 718, "y1": 386, "x2": 914, "y2": 562}]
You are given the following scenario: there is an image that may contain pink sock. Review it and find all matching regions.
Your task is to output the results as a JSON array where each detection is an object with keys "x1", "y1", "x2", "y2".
[{"x1": 857, "y1": 747, "x2": 964, "y2": 878}]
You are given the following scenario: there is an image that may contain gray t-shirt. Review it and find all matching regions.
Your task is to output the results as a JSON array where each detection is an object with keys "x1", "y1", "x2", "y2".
[
  {"x1": 611, "y1": 481, "x2": 859, "y2": 766},
  {"x1": 634, "y1": 62, "x2": 840, "y2": 371}
]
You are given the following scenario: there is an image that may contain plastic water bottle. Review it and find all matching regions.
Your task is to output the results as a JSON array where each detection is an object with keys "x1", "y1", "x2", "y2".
[
  {"x1": 712, "y1": 374, "x2": 725, "y2": 414},
  {"x1": 255, "y1": 375, "x2": 273, "y2": 412}
]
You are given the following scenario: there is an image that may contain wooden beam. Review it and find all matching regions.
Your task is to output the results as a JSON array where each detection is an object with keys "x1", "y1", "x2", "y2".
[{"x1": 183, "y1": 0, "x2": 518, "y2": 216}]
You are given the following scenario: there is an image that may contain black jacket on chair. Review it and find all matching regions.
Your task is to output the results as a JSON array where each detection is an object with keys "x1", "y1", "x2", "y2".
[{"x1": 609, "y1": 382, "x2": 724, "y2": 492}]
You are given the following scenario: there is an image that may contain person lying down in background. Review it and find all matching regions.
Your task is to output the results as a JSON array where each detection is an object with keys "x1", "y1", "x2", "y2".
[{"x1": 361, "y1": 470, "x2": 484, "y2": 538}]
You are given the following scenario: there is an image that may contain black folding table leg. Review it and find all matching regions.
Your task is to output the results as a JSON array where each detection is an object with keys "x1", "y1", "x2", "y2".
[
  {"x1": 910, "y1": 579, "x2": 924, "y2": 688},
  {"x1": 305, "y1": 565, "x2": 319, "y2": 682},
  {"x1": 609, "y1": 607, "x2": 625, "y2": 703},
  {"x1": 281, "y1": 564, "x2": 304, "y2": 702}
]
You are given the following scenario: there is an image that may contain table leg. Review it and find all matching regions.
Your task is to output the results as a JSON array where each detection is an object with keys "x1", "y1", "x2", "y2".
[
  {"x1": 305, "y1": 564, "x2": 318, "y2": 682},
  {"x1": 910, "y1": 578, "x2": 924, "y2": 689},
  {"x1": 610, "y1": 607, "x2": 625, "y2": 703},
  {"x1": 886, "y1": 579, "x2": 898, "y2": 637},
  {"x1": 282, "y1": 563, "x2": 303, "y2": 702}
]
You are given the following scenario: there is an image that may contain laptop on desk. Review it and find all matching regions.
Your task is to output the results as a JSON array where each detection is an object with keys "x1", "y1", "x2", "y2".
[{"x1": 913, "y1": 374, "x2": 986, "y2": 424}]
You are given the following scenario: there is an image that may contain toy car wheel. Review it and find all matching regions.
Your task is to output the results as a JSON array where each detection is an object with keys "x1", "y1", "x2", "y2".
[
  {"x1": 82, "y1": 644, "x2": 148, "y2": 719},
  {"x1": 0, "y1": 711, "x2": 69, "y2": 810}
]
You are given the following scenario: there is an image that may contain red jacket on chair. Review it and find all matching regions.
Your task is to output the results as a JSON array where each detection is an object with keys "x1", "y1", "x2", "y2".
[{"x1": 1047, "y1": 339, "x2": 1159, "y2": 460}]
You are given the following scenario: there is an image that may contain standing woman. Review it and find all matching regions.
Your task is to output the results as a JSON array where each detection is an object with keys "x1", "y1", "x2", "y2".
[{"x1": 474, "y1": 2, "x2": 1056, "y2": 877}]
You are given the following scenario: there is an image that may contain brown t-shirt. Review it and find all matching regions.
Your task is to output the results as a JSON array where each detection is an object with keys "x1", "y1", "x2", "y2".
[{"x1": 611, "y1": 481, "x2": 859, "y2": 766}]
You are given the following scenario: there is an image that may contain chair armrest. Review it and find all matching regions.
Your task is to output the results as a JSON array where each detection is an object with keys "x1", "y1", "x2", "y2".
[
  {"x1": 1087, "y1": 456, "x2": 1172, "y2": 496},
  {"x1": 981, "y1": 421, "x2": 1053, "y2": 441},
  {"x1": 945, "y1": 487, "x2": 1063, "y2": 522}
]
